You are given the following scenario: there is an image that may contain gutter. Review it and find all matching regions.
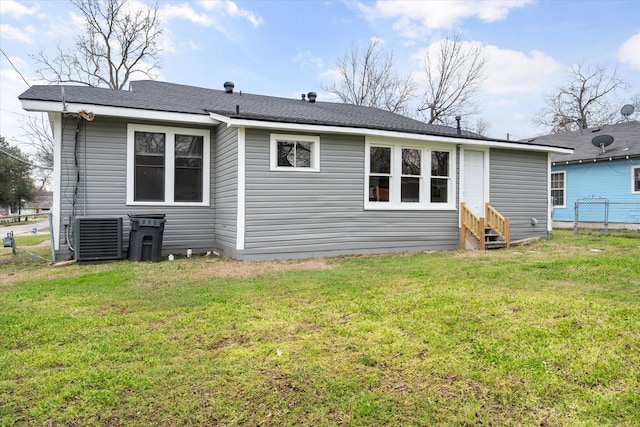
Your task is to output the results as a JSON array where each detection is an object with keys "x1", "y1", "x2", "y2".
[
  {"x1": 20, "y1": 99, "x2": 219, "y2": 126},
  {"x1": 209, "y1": 112, "x2": 574, "y2": 155},
  {"x1": 552, "y1": 154, "x2": 638, "y2": 166}
]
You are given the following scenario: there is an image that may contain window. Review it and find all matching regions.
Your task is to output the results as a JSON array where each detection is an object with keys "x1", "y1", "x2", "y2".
[
  {"x1": 127, "y1": 124, "x2": 210, "y2": 206},
  {"x1": 633, "y1": 166, "x2": 640, "y2": 194},
  {"x1": 369, "y1": 146, "x2": 391, "y2": 201},
  {"x1": 174, "y1": 134, "x2": 204, "y2": 202},
  {"x1": 551, "y1": 171, "x2": 566, "y2": 207},
  {"x1": 365, "y1": 139, "x2": 455, "y2": 209},
  {"x1": 270, "y1": 134, "x2": 320, "y2": 171}
]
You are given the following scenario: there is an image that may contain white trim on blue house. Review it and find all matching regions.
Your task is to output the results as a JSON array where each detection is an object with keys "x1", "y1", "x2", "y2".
[
  {"x1": 550, "y1": 170, "x2": 566, "y2": 209},
  {"x1": 633, "y1": 165, "x2": 640, "y2": 194}
]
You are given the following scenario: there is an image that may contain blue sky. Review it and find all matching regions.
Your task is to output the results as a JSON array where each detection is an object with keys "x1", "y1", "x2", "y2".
[{"x1": 1, "y1": 0, "x2": 639, "y2": 149}]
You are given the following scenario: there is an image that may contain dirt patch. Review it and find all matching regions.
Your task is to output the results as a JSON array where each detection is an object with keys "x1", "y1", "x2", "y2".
[{"x1": 193, "y1": 257, "x2": 334, "y2": 279}]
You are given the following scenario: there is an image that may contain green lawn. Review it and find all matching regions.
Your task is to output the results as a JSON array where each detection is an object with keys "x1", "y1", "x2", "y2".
[{"x1": 1, "y1": 231, "x2": 639, "y2": 426}]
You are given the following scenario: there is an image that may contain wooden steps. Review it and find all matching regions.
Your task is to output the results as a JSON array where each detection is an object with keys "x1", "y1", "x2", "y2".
[
  {"x1": 484, "y1": 227, "x2": 507, "y2": 250},
  {"x1": 460, "y1": 203, "x2": 510, "y2": 251}
]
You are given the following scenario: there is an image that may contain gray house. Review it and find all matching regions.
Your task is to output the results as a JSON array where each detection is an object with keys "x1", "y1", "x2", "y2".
[{"x1": 19, "y1": 80, "x2": 571, "y2": 261}]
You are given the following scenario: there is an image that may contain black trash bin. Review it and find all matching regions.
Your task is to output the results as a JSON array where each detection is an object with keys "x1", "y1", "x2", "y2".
[{"x1": 127, "y1": 214, "x2": 166, "y2": 262}]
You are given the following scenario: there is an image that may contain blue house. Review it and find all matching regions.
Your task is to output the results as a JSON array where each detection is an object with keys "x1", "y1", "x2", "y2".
[{"x1": 529, "y1": 121, "x2": 640, "y2": 227}]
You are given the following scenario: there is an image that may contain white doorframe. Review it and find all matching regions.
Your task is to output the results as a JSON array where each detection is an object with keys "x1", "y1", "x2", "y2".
[{"x1": 460, "y1": 148, "x2": 490, "y2": 218}]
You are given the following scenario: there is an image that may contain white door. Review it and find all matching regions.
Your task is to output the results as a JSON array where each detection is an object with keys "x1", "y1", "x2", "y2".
[{"x1": 462, "y1": 150, "x2": 486, "y2": 217}]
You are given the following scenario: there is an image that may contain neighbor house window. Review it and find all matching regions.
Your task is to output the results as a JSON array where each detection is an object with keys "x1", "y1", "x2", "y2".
[
  {"x1": 270, "y1": 134, "x2": 320, "y2": 172},
  {"x1": 551, "y1": 171, "x2": 566, "y2": 207},
  {"x1": 127, "y1": 124, "x2": 210, "y2": 206},
  {"x1": 365, "y1": 138, "x2": 455, "y2": 209},
  {"x1": 633, "y1": 166, "x2": 640, "y2": 194}
]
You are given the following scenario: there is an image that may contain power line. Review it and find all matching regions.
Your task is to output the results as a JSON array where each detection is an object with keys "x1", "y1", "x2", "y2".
[
  {"x1": 0, "y1": 48, "x2": 31, "y2": 88},
  {"x1": 0, "y1": 147, "x2": 34, "y2": 167}
]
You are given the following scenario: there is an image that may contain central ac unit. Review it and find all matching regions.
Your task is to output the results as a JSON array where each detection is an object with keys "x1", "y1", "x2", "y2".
[{"x1": 74, "y1": 216, "x2": 123, "y2": 262}]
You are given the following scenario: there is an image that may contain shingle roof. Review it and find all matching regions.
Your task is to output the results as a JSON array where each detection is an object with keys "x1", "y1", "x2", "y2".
[
  {"x1": 19, "y1": 80, "x2": 568, "y2": 150},
  {"x1": 524, "y1": 121, "x2": 640, "y2": 163}
]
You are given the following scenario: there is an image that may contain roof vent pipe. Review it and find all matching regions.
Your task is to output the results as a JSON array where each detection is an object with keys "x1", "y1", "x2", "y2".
[
  {"x1": 301, "y1": 93, "x2": 306, "y2": 101},
  {"x1": 455, "y1": 116, "x2": 461, "y2": 135},
  {"x1": 224, "y1": 81, "x2": 234, "y2": 93},
  {"x1": 307, "y1": 92, "x2": 317, "y2": 103},
  {"x1": 577, "y1": 118, "x2": 583, "y2": 135}
]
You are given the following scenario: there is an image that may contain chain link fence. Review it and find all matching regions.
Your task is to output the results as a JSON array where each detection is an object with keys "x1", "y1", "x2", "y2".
[{"x1": 574, "y1": 198, "x2": 640, "y2": 236}]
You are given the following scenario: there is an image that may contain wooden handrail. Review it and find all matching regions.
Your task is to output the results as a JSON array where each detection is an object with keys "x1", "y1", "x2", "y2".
[
  {"x1": 485, "y1": 203, "x2": 510, "y2": 248},
  {"x1": 460, "y1": 202, "x2": 485, "y2": 250}
]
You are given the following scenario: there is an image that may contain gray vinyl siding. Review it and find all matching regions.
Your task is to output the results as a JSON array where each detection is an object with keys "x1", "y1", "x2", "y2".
[
  {"x1": 490, "y1": 149, "x2": 549, "y2": 240},
  {"x1": 213, "y1": 126, "x2": 238, "y2": 257},
  {"x1": 240, "y1": 129, "x2": 459, "y2": 260},
  {"x1": 55, "y1": 116, "x2": 216, "y2": 261}
]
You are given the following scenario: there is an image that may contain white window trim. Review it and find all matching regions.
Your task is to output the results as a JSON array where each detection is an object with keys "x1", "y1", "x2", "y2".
[
  {"x1": 126, "y1": 123, "x2": 210, "y2": 206},
  {"x1": 270, "y1": 133, "x2": 320, "y2": 172},
  {"x1": 551, "y1": 170, "x2": 566, "y2": 208},
  {"x1": 633, "y1": 166, "x2": 640, "y2": 194},
  {"x1": 364, "y1": 136, "x2": 456, "y2": 210}
]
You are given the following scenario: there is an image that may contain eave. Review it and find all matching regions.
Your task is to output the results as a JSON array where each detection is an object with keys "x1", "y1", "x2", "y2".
[
  {"x1": 20, "y1": 100, "x2": 219, "y2": 126},
  {"x1": 552, "y1": 153, "x2": 638, "y2": 166},
  {"x1": 209, "y1": 113, "x2": 574, "y2": 154}
]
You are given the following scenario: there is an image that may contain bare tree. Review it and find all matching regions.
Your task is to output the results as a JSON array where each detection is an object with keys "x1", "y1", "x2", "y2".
[
  {"x1": 322, "y1": 39, "x2": 417, "y2": 115},
  {"x1": 20, "y1": 114, "x2": 54, "y2": 190},
  {"x1": 32, "y1": 0, "x2": 162, "y2": 90},
  {"x1": 534, "y1": 63, "x2": 631, "y2": 133},
  {"x1": 417, "y1": 33, "x2": 487, "y2": 126},
  {"x1": 473, "y1": 117, "x2": 491, "y2": 136},
  {"x1": 24, "y1": 0, "x2": 163, "y2": 189}
]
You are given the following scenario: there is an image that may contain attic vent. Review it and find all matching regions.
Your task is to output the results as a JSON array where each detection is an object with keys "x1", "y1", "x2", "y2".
[
  {"x1": 224, "y1": 81, "x2": 234, "y2": 93},
  {"x1": 307, "y1": 92, "x2": 317, "y2": 103},
  {"x1": 75, "y1": 216, "x2": 123, "y2": 262}
]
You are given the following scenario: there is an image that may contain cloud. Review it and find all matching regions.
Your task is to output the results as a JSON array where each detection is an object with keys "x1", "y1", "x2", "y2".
[
  {"x1": 412, "y1": 39, "x2": 561, "y2": 96},
  {"x1": 481, "y1": 45, "x2": 561, "y2": 95},
  {"x1": 209, "y1": 0, "x2": 263, "y2": 27},
  {"x1": 359, "y1": 0, "x2": 534, "y2": 38},
  {"x1": 0, "y1": 0, "x2": 39, "y2": 18},
  {"x1": 162, "y1": 1, "x2": 262, "y2": 27},
  {"x1": 0, "y1": 24, "x2": 34, "y2": 44},
  {"x1": 294, "y1": 50, "x2": 324, "y2": 69},
  {"x1": 619, "y1": 32, "x2": 640, "y2": 71},
  {"x1": 161, "y1": 3, "x2": 214, "y2": 26}
]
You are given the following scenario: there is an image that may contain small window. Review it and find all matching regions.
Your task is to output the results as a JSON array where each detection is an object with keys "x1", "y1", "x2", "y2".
[
  {"x1": 134, "y1": 131, "x2": 165, "y2": 202},
  {"x1": 430, "y1": 151, "x2": 449, "y2": 203},
  {"x1": 270, "y1": 134, "x2": 320, "y2": 171},
  {"x1": 369, "y1": 146, "x2": 391, "y2": 202},
  {"x1": 175, "y1": 134, "x2": 203, "y2": 202},
  {"x1": 633, "y1": 166, "x2": 640, "y2": 194},
  {"x1": 401, "y1": 148, "x2": 421, "y2": 203},
  {"x1": 551, "y1": 171, "x2": 566, "y2": 207}
]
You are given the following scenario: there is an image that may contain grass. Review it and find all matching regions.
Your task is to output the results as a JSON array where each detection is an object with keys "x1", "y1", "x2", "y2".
[
  {"x1": 0, "y1": 234, "x2": 52, "y2": 266},
  {"x1": 1, "y1": 230, "x2": 639, "y2": 426}
]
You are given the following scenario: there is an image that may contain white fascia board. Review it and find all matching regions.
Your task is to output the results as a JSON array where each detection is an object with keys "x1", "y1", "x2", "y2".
[
  {"x1": 22, "y1": 100, "x2": 219, "y2": 125},
  {"x1": 209, "y1": 113, "x2": 573, "y2": 154}
]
